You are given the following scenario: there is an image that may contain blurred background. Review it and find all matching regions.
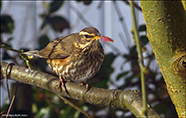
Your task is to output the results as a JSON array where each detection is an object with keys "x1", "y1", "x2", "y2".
[{"x1": 1, "y1": 1, "x2": 177, "y2": 117}]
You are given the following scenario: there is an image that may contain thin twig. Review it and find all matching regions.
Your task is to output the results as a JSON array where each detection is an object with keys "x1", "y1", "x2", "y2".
[
  {"x1": 97, "y1": 1, "x2": 104, "y2": 9},
  {"x1": 57, "y1": 94, "x2": 92, "y2": 118},
  {"x1": 129, "y1": 1, "x2": 147, "y2": 117},
  {"x1": 1, "y1": 44, "x2": 22, "y2": 54},
  {"x1": 123, "y1": 0, "x2": 142, "y2": 11},
  {"x1": 5, "y1": 63, "x2": 19, "y2": 118},
  {"x1": 6, "y1": 95, "x2": 15, "y2": 118},
  {"x1": 113, "y1": 1, "x2": 132, "y2": 46},
  {"x1": 105, "y1": 42, "x2": 123, "y2": 56},
  {"x1": 69, "y1": 4, "x2": 93, "y2": 27},
  {"x1": 1, "y1": 44, "x2": 32, "y2": 69},
  {"x1": 119, "y1": 33, "x2": 130, "y2": 51},
  {"x1": 36, "y1": 88, "x2": 61, "y2": 115}
]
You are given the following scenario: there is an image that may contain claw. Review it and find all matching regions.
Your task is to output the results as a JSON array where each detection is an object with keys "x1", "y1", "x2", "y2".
[{"x1": 58, "y1": 76, "x2": 69, "y2": 95}]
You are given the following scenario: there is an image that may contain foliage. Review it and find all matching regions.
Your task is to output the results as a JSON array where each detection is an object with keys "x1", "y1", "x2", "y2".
[
  {"x1": 0, "y1": 1, "x2": 178, "y2": 117},
  {"x1": 40, "y1": 0, "x2": 70, "y2": 32},
  {"x1": 1, "y1": 15, "x2": 14, "y2": 33}
]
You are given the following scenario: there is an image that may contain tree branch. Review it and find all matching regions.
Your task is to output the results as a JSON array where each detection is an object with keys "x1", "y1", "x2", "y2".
[{"x1": 1, "y1": 61, "x2": 160, "y2": 117}]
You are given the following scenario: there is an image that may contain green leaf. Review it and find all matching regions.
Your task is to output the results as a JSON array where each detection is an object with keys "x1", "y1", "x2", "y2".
[
  {"x1": 138, "y1": 24, "x2": 146, "y2": 32},
  {"x1": 49, "y1": 0, "x2": 64, "y2": 14},
  {"x1": 50, "y1": 16, "x2": 70, "y2": 32},
  {"x1": 40, "y1": 22, "x2": 45, "y2": 30},
  {"x1": 130, "y1": 45, "x2": 137, "y2": 55},
  {"x1": 82, "y1": 0, "x2": 92, "y2": 5},
  {"x1": 75, "y1": 0, "x2": 92, "y2": 5},
  {"x1": 116, "y1": 71, "x2": 130, "y2": 80},
  {"x1": 1, "y1": 15, "x2": 14, "y2": 33},
  {"x1": 6, "y1": 37, "x2": 14, "y2": 44},
  {"x1": 2, "y1": 51, "x2": 12, "y2": 60},
  {"x1": 60, "y1": 105, "x2": 74, "y2": 117},
  {"x1": 139, "y1": 35, "x2": 149, "y2": 46},
  {"x1": 39, "y1": 14, "x2": 49, "y2": 30},
  {"x1": 102, "y1": 53, "x2": 116, "y2": 74},
  {"x1": 36, "y1": 107, "x2": 50, "y2": 117},
  {"x1": 123, "y1": 46, "x2": 138, "y2": 62},
  {"x1": 38, "y1": 35, "x2": 50, "y2": 49},
  {"x1": 76, "y1": 0, "x2": 81, "y2": 2}
]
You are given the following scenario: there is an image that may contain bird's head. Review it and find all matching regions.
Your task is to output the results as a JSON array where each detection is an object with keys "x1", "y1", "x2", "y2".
[
  {"x1": 79, "y1": 27, "x2": 114, "y2": 43},
  {"x1": 73, "y1": 27, "x2": 113, "y2": 56}
]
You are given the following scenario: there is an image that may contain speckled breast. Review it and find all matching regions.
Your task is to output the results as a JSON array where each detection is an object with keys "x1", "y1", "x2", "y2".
[{"x1": 46, "y1": 49, "x2": 104, "y2": 82}]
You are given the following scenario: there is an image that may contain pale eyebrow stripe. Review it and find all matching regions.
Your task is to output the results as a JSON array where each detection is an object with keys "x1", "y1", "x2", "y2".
[{"x1": 79, "y1": 31, "x2": 95, "y2": 36}]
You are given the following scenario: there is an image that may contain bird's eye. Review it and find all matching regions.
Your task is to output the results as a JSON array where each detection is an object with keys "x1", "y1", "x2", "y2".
[{"x1": 84, "y1": 35, "x2": 93, "y2": 38}]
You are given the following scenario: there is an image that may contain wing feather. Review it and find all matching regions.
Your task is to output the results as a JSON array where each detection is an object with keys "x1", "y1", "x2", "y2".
[{"x1": 37, "y1": 33, "x2": 81, "y2": 59}]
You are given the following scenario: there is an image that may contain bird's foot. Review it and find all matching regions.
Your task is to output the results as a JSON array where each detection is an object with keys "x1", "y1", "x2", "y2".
[{"x1": 58, "y1": 76, "x2": 69, "y2": 95}]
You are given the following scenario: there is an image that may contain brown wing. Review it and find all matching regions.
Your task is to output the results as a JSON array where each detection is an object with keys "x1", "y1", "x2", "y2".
[{"x1": 37, "y1": 33, "x2": 82, "y2": 59}]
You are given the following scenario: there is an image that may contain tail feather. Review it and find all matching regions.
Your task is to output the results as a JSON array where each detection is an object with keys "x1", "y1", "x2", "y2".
[{"x1": 22, "y1": 50, "x2": 39, "y2": 56}]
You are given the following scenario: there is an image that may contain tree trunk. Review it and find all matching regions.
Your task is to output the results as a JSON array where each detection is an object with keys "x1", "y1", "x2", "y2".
[{"x1": 140, "y1": 1, "x2": 186, "y2": 117}]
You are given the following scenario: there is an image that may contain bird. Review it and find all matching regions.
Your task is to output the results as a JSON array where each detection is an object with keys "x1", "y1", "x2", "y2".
[{"x1": 22, "y1": 27, "x2": 113, "y2": 94}]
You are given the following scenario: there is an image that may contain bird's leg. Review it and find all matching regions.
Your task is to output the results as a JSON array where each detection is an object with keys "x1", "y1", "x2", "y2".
[{"x1": 58, "y1": 76, "x2": 68, "y2": 95}]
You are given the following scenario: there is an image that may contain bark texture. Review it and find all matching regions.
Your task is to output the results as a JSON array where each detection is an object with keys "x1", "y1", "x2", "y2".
[{"x1": 140, "y1": 1, "x2": 186, "y2": 117}]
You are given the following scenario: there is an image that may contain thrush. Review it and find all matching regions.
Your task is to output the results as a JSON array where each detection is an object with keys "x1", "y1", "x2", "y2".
[{"x1": 22, "y1": 27, "x2": 113, "y2": 93}]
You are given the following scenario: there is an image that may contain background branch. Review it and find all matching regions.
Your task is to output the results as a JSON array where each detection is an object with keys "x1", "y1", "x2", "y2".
[
  {"x1": 129, "y1": 1, "x2": 147, "y2": 116},
  {"x1": 1, "y1": 61, "x2": 160, "y2": 118}
]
